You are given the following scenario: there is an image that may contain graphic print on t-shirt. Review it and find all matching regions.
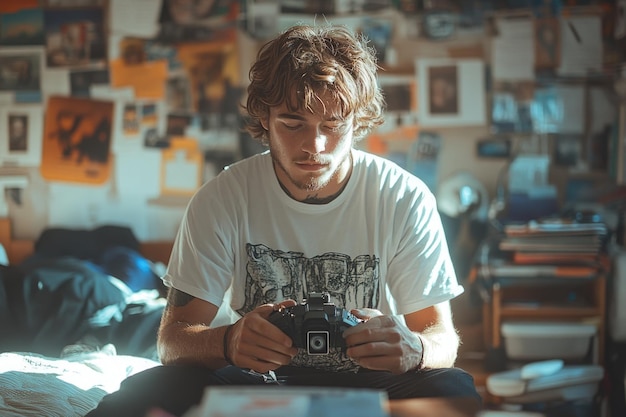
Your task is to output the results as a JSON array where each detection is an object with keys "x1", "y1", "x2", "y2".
[{"x1": 237, "y1": 243, "x2": 380, "y2": 371}]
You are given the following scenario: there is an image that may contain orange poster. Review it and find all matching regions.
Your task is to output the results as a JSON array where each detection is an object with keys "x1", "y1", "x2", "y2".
[
  {"x1": 110, "y1": 58, "x2": 168, "y2": 100},
  {"x1": 40, "y1": 96, "x2": 114, "y2": 185},
  {"x1": 176, "y1": 31, "x2": 239, "y2": 113}
]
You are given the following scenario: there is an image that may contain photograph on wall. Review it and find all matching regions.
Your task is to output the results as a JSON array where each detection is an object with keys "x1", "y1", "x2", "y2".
[
  {"x1": 40, "y1": 95, "x2": 114, "y2": 184},
  {"x1": 490, "y1": 80, "x2": 534, "y2": 133},
  {"x1": 8, "y1": 114, "x2": 28, "y2": 151},
  {"x1": 243, "y1": 0, "x2": 279, "y2": 39},
  {"x1": 166, "y1": 113, "x2": 192, "y2": 137},
  {"x1": 553, "y1": 134, "x2": 583, "y2": 168},
  {"x1": 69, "y1": 68, "x2": 109, "y2": 97},
  {"x1": 279, "y1": 0, "x2": 334, "y2": 14},
  {"x1": 156, "y1": 0, "x2": 239, "y2": 43},
  {"x1": 406, "y1": 131, "x2": 441, "y2": 193},
  {"x1": 531, "y1": 83, "x2": 585, "y2": 134},
  {"x1": 43, "y1": 6, "x2": 107, "y2": 67},
  {"x1": 166, "y1": 77, "x2": 192, "y2": 113},
  {"x1": 145, "y1": 40, "x2": 183, "y2": 72},
  {"x1": 377, "y1": 74, "x2": 418, "y2": 133},
  {"x1": 534, "y1": 17, "x2": 560, "y2": 70},
  {"x1": 360, "y1": 17, "x2": 393, "y2": 64},
  {"x1": 0, "y1": 104, "x2": 43, "y2": 166},
  {"x1": 427, "y1": 64, "x2": 458, "y2": 115},
  {"x1": 141, "y1": 102, "x2": 158, "y2": 127},
  {"x1": 122, "y1": 103, "x2": 140, "y2": 136},
  {"x1": 144, "y1": 127, "x2": 168, "y2": 148},
  {"x1": 0, "y1": 47, "x2": 43, "y2": 92},
  {"x1": 159, "y1": 0, "x2": 237, "y2": 25},
  {"x1": 119, "y1": 36, "x2": 146, "y2": 65},
  {"x1": 416, "y1": 58, "x2": 486, "y2": 127},
  {"x1": 0, "y1": 7, "x2": 45, "y2": 46}
]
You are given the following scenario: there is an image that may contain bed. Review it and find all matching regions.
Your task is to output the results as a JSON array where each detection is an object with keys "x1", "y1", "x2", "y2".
[{"x1": 0, "y1": 218, "x2": 173, "y2": 417}]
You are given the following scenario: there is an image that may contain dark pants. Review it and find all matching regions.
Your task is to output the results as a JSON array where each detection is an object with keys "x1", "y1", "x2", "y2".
[{"x1": 86, "y1": 365, "x2": 481, "y2": 417}]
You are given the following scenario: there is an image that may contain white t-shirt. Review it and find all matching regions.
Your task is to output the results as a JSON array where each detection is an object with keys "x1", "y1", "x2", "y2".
[{"x1": 163, "y1": 149, "x2": 463, "y2": 370}]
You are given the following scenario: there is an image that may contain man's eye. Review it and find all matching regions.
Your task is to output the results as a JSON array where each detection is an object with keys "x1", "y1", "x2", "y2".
[
  {"x1": 325, "y1": 124, "x2": 346, "y2": 133},
  {"x1": 283, "y1": 123, "x2": 301, "y2": 130}
]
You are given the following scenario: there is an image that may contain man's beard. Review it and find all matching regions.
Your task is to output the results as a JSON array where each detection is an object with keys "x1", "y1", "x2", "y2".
[
  {"x1": 271, "y1": 153, "x2": 333, "y2": 192},
  {"x1": 271, "y1": 145, "x2": 354, "y2": 196}
]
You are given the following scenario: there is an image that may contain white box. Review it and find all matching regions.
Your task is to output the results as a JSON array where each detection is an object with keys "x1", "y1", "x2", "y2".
[{"x1": 501, "y1": 322, "x2": 597, "y2": 360}]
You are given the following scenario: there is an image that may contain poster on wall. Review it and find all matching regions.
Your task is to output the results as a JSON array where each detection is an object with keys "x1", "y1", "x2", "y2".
[
  {"x1": 160, "y1": 137, "x2": 203, "y2": 196},
  {"x1": 0, "y1": 7, "x2": 45, "y2": 46},
  {"x1": 43, "y1": 6, "x2": 107, "y2": 67},
  {"x1": 416, "y1": 58, "x2": 486, "y2": 127},
  {"x1": 40, "y1": 95, "x2": 114, "y2": 184},
  {"x1": 178, "y1": 32, "x2": 240, "y2": 116},
  {"x1": 0, "y1": 104, "x2": 43, "y2": 166}
]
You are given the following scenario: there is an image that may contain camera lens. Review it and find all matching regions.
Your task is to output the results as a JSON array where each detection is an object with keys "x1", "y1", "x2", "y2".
[{"x1": 307, "y1": 331, "x2": 329, "y2": 355}]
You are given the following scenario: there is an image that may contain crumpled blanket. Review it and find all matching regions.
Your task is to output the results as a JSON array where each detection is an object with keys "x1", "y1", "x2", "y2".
[{"x1": 0, "y1": 347, "x2": 160, "y2": 417}]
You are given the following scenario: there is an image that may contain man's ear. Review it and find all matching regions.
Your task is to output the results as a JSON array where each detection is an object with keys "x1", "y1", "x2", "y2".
[{"x1": 260, "y1": 118, "x2": 269, "y2": 131}]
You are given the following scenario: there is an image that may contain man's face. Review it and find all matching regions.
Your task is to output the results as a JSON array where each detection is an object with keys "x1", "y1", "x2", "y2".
[
  {"x1": 262, "y1": 94, "x2": 355, "y2": 202},
  {"x1": 10, "y1": 118, "x2": 25, "y2": 137}
]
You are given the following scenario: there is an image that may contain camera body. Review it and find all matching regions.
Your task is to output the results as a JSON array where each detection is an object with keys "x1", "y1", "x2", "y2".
[{"x1": 268, "y1": 292, "x2": 361, "y2": 355}]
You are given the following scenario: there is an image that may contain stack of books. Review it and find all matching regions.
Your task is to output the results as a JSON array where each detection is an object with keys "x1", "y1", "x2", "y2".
[{"x1": 488, "y1": 219, "x2": 609, "y2": 279}]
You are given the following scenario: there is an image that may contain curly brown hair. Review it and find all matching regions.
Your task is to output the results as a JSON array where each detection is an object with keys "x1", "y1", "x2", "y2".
[{"x1": 244, "y1": 24, "x2": 385, "y2": 145}]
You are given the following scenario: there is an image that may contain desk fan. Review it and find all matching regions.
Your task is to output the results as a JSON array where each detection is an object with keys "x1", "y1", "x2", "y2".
[
  {"x1": 437, "y1": 171, "x2": 489, "y2": 222},
  {"x1": 436, "y1": 171, "x2": 489, "y2": 281}
]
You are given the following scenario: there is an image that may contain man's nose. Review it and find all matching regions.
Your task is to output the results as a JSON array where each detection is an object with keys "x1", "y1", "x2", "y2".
[{"x1": 302, "y1": 126, "x2": 326, "y2": 154}]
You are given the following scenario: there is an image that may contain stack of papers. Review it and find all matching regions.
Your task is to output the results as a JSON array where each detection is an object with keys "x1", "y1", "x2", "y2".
[{"x1": 182, "y1": 386, "x2": 390, "y2": 417}]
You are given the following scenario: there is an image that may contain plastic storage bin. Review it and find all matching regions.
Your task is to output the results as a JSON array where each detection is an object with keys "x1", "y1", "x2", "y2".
[{"x1": 501, "y1": 322, "x2": 597, "y2": 360}]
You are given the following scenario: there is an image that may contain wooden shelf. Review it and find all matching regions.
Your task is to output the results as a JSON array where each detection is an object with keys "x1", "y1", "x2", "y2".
[
  {"x1": 499, "y1": 306, "x2": 603, "y2": 318},
  {"x1": 476, "y1": 263, "x2": 608, "y2": 368}
]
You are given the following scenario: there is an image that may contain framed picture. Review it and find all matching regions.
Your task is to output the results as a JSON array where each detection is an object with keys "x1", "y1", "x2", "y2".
[
  {"x1": 0, "y1": 47, "x2": 44, "y2": 93},
  {"x1": 416, "y1": 58, "x2": 486, "y2": 127},
  {"x1": 378, "y1": 74, "x2": 418, "y2": 129},
  {"x1": 553, "y1": 134, "x2": 583, "y2": 168},
  {"x1": 0, "y1": 104, "x2": 44, "y2": 167}
]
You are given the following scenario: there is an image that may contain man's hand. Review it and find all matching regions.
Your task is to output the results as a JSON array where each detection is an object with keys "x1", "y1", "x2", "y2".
[
  {"x1": 225, "y1": 300, "x2": 298, "y2": 373},
  {"x1": 342, "y1": 308, "x2": 423, "y2": 375}
]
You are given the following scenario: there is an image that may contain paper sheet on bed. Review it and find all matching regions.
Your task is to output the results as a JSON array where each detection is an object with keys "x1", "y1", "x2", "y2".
[
  {"x1": 0, "y1": 350, "x2": 159, "y2": 417},
  {"x1": 183, "y1": 386, "x2": 389, "y2": 417}
]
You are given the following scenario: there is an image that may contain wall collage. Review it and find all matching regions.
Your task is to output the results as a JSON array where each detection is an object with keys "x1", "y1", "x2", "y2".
[{"x1": 0, "y1": 0, "x2": 625, "y2": 241}]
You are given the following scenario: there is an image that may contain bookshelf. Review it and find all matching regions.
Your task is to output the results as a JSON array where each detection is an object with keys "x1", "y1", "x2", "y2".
[
  {"x1": 471, "y1": 220, "x2": 610, "y2": 369},
  {"x1": 484, "y1": 272, "x2": 607, "y2": 366}
]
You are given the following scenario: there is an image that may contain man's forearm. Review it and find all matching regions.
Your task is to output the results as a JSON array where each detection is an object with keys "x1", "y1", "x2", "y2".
[
  {"x1": 417, "y1": 324, "x2": 459, "y2": 369},
  {"x1": 157, "y1": 322, "x2": 230, "y2": 369}
]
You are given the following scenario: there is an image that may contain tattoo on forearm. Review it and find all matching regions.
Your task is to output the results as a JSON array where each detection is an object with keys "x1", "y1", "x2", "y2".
[{"x1": 168, "y1": 288, "x2": 195, "y2": 307}]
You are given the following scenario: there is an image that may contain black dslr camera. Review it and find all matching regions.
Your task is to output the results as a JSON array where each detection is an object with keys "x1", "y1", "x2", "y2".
[{"x1": 268, "y1": 292, "x2": 361, "y2": 355}]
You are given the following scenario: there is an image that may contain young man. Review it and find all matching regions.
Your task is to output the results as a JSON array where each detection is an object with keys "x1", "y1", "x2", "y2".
[{"x1": 87, "y1": 24, "x2": 480, "y2": 417}]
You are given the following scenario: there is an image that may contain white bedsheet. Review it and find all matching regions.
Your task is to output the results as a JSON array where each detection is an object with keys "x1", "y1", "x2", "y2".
[{"x1": 0, "y1": 347, "x2": 160, "y2": 417}]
